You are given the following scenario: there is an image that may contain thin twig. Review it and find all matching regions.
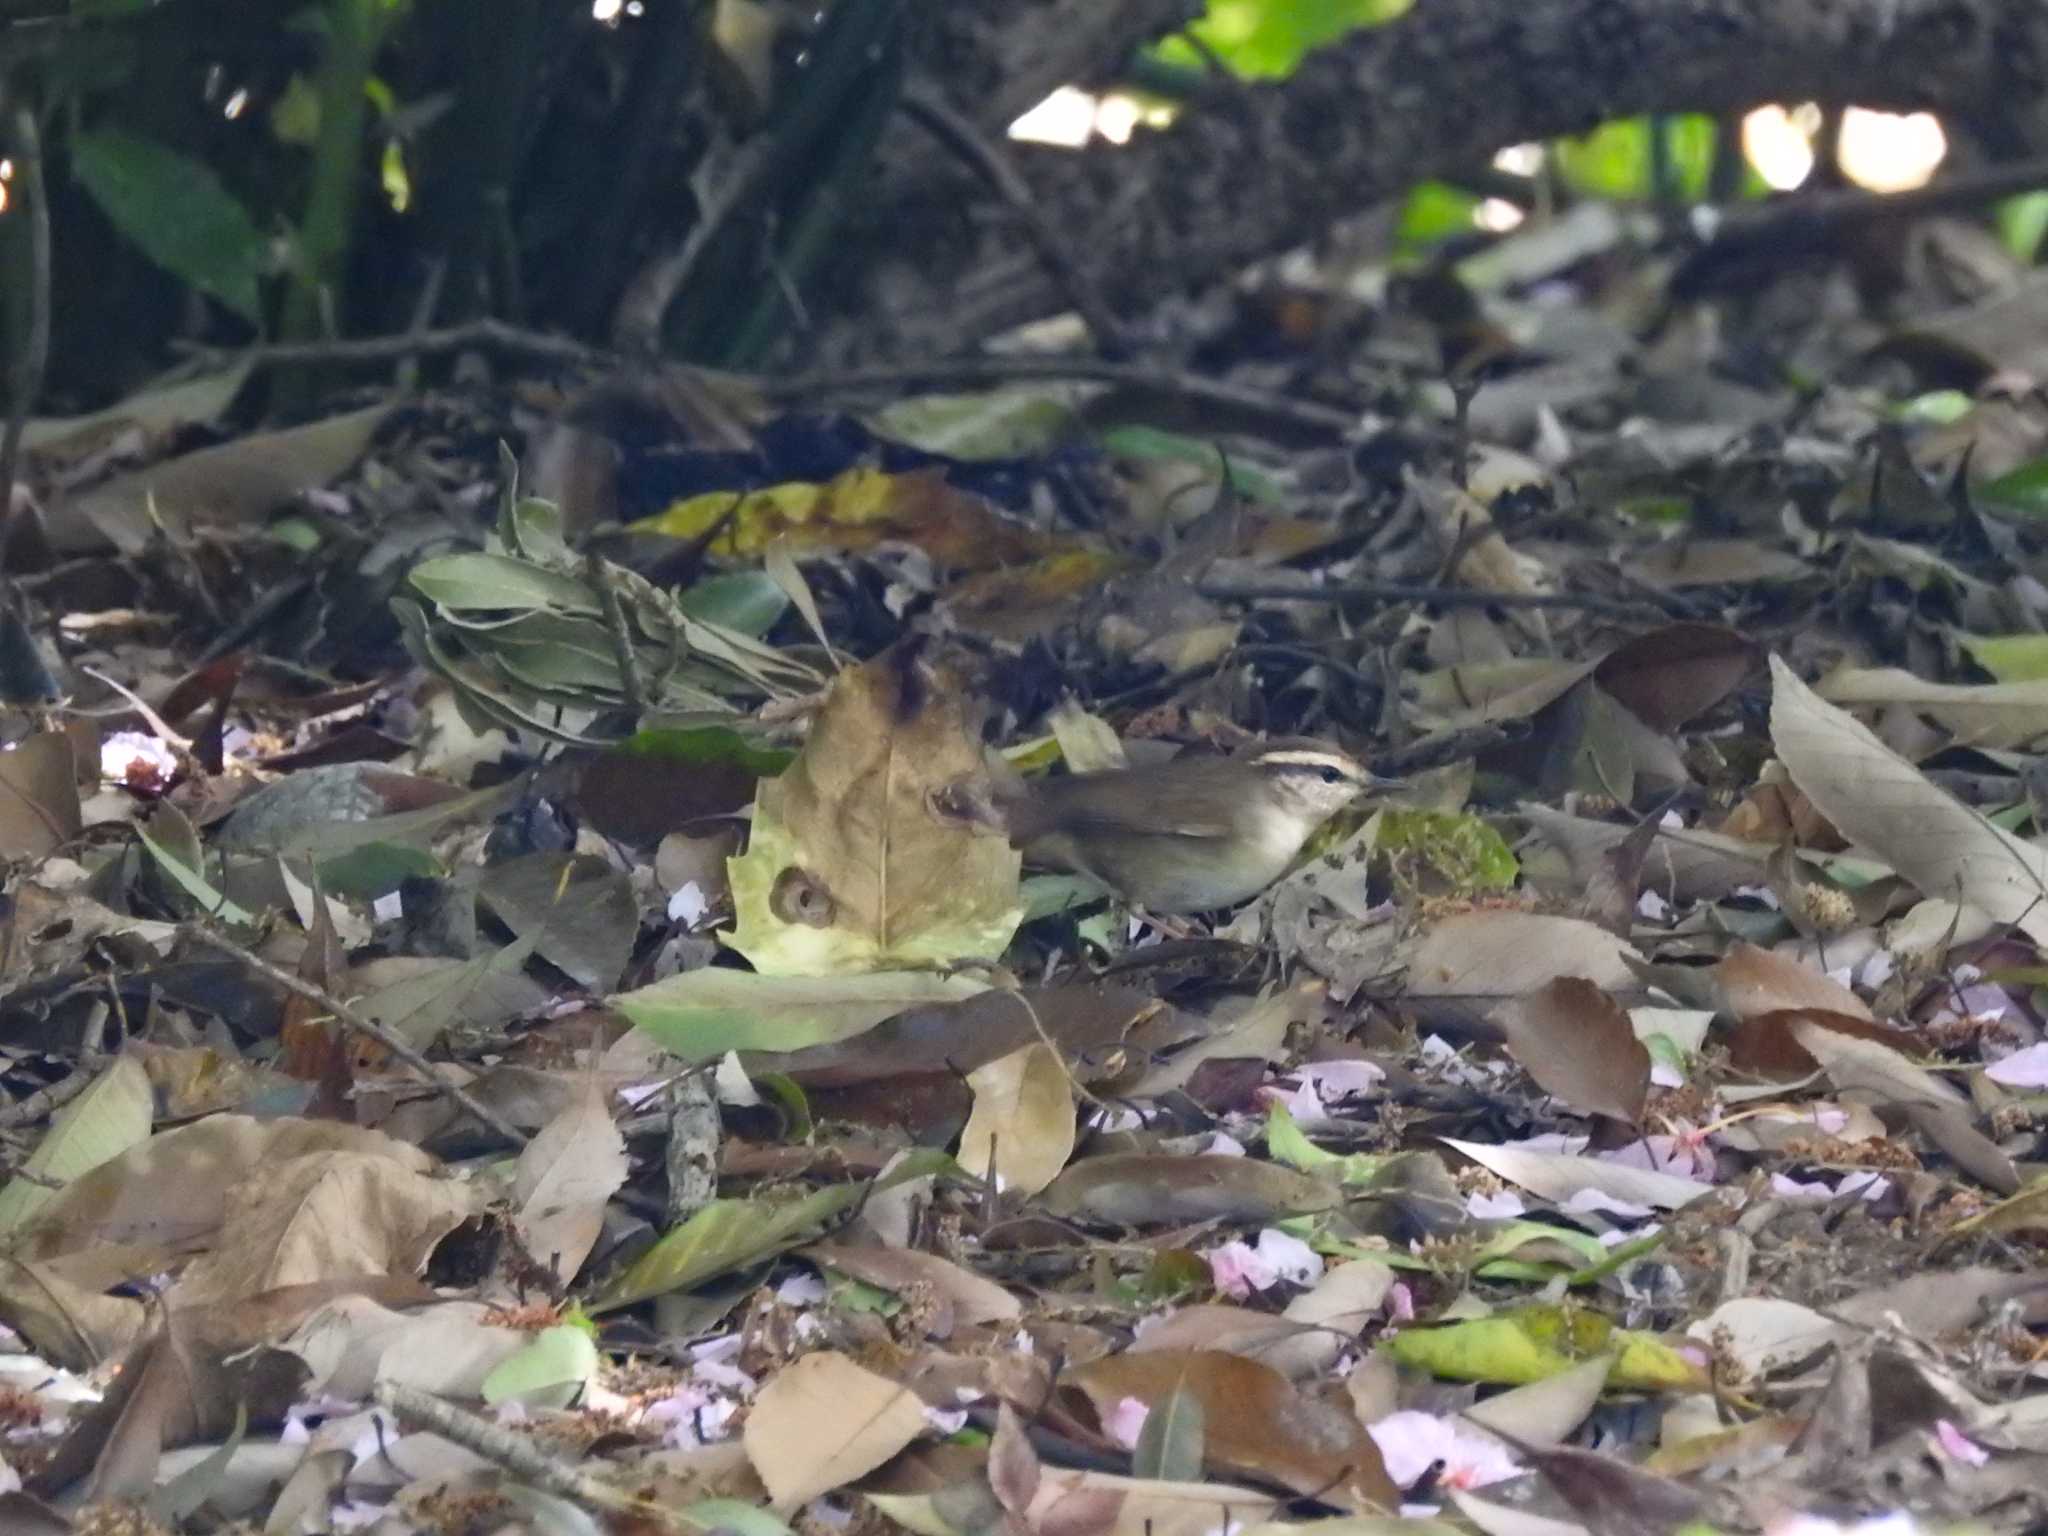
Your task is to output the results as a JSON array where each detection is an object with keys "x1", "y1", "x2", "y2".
[
  {"x1": 762, "y1": 355, "x2": 1359, "y2": 436},
  {"x1": 899, "y1": 82, "x2": 1125, "y2": 356},
  {"x1": 178, "y1": 317, "x2": 609, "y2": 374},
  {"x1": 0, "y1": 1057, "x2": 107, "y2": 1130},
  {"x1": 0, "y1": 97, "x2": 52, "y2": 576},
  {"x1": 203, "y1": 323, "x2": 1359, "y2": 439},
  {"x1": 183, "y1": 922, "x2": 529, "y2": 1147},
  {"x1": 1194, "y1": 579, "x2": 1667, "y2": 619},
  {"x1": 585, "y1": 552, "x2": 648, "y2": 715},
  {"x1": 372, "y1": 1381, "x2": 650, "y2": 1517}
]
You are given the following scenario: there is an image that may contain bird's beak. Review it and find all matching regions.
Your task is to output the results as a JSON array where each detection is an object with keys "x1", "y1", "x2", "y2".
[{"x1": 1362, "y1": 770, "x2": 1404, "y2": 791}]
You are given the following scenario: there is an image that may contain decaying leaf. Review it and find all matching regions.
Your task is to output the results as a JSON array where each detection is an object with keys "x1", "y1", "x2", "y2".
[
  {"x1": 1769, "y1": 656, "x2": 2048, "y2": 947},
  {"x1": 958, "y1": 1042, "x2": 1078, "y2": 1199},
  {"x1": 1063, "y1": 1348, "x2": 1399, "y2": 1510},
  {"x1": 743, "y1": 1350, "x2": 929, "y2": 1512},
  {"x1": 727, "y1": 641, "x2": 1023, "y2": 973}
]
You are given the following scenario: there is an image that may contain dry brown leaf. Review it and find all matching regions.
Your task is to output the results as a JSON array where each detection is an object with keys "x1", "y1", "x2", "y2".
[
  {"x1": 16, "y1": 1116, "x2": 433, "y2": 1262},
  {"x1": 1042, "y1": 1154, "x2": 1336, "y2": 1225},
  {"x1": 1441, "y1": 1138, "x2": 1711, "y2": 1211},
  {"x1": 56, "y1": 402, "x2": 391, "y2": 554},
  {"x1": 1769, "y1": 656, "x2": 2048, "y2": 947},
  {"x1": 510, "y1": 1083, "x2": 628, "y2": 1286},
  {"x1": 0, "y1": 1256, "x2": 148, "y2": 1369},
  {"x1": 806, "y1": 1243, "x2": 1021, "y2": 1333},
  {"x1": 1724, "y1": 1008, "x2": 1917, "y2": 1079},
  {"x1": 1714, "y1": 942, "x2": 1874, "y2": 1023},
  {"x1": 0, "y1": 734, "x2": 83, "y2": 862},
  {"x1": 743, "y1": 1350, "x2": 929, "y2": 1512},
  {"x1": 1406, "y1": 911, "x2": 1639, "y2": 998},
  {"x1": 288, "y1": 1295, "x2": 528, "y2": 1400},
  {"x1": 727, "y1": 641, "x2": 1023, "y2": 973},
  {"x1": 167, "y1": 1151, "x2": 478, "y2": 1308},
  {"x1": 1498, "y1": 977, "x2": 1651, "y2": 1122},
  {"x1": 1063, "y1": 1349, "x2": 1398, "y2": 1511},
  {"x1": 959, "y1": 1042, "x2": 1077, "y2": 1199},
  {"x1": 1594, "y1": 623, "x2": 1759, "y2": 733}
]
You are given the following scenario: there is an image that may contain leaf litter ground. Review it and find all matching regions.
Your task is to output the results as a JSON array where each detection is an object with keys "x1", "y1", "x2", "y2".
[{"x1": 9, "y1": 206, "x2": 2048, "y2": 1536}]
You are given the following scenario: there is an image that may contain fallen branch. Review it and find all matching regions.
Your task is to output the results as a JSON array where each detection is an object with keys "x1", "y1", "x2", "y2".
[{"x1": 183, "y1": 922, "x2": 530, "y2": 1148}]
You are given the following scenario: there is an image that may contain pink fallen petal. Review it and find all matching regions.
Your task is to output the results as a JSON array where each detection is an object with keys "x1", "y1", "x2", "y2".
[
  {"x1": 1986, "y1": 1042, "x2": 2048, "y2": 1088},
  {"x1": 1366, "y1": 1410, "x2": 1521, "y2": 1491},
  {"x1": 1103, "y1": 1396, "x2": 1151, "y2": 1450},
  {"x1": 1205, "y1": 1240, "x2": 1278, "y2": 1299},
  {"x1": 1933, "y1": 1420, "x2": 1988, "y2": 1466}
]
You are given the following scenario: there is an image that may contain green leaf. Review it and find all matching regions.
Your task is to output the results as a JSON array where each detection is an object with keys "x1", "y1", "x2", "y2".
[
  {"x1": 1998, "y1": 191, "x2": 2048, "y2": 265},
  {"x1": 1131, "y1": 1387, "x2": 1205, "y2": 1482},
  {"x1": 594, "y1": 1150, "x2": 955, "y2": 1310},
  {"x1": 1097, "y1": 425, "x2": 1285, "y2": 505},
  {"x1": 677, "y1": 1501, "x2": 797, "y2": 1536},
  {"x1": 870, "y1": 386, "x2": 1086, "y2": 461},
  {"x1": 1377, "y1": 807, "x2": 1519, "y2": 889},
  {"x1": 0, "y1": 1055, "x2": 155, "y2": 1237},
  {"x1": 614, "y1": 725, "x2": 793, "y2": 778},
  {"x1": 677, "y1": 571, "x2": 791, "y2": 637},
  {"x1": 135, "y1": 822, "x2": 257, "y2": 924},
  {"x1": 409, "y1": 551, "x2": 596, "y2": 612},
  {"x1": 1960, "y1": 631, "x2": 2048, "y2": 683},
  {"x1": 1158, "y1": 0, "x2": 1413, "y2": 79},
  {"x1": 481, "y1": 1324, "x2": 598, "y2": 1409},
  {"x1": 1979, "y1": 459, "x2": 2048, "y2": 517},
  {"x1": 71, "y1": 129, "x2": 267, "y2": 322},
  {"x1": 612, "y1": 968, "x2": 990, "y2": 1063},
  {"x1": 317, "y1": 840, "x2": 442, "y2": 899},
  {"x1": 1396, "y1": 180, "x2": 1482, "y2": 251}
]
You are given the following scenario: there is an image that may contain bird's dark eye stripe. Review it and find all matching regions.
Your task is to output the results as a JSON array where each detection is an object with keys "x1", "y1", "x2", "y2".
[{"x1": 1265, "y1": 760, "x2": 1356, "y2": 783}]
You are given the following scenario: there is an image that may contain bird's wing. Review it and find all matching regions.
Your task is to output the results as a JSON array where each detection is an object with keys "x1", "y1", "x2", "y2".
[{"x1": 1024, "y1": 777, "x2": 1233, "y2": 841}]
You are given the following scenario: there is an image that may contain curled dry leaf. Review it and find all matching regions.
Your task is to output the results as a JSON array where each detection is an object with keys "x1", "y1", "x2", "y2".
[
  {"x1": 1441, "y1": 1138, "x2": 1711, "y2": 1212},
  {"x1": 1063, "y1": 1348, "x2": 1399, "y2": 1511},
  {"x1": 958, "y1": 1042, "x2": 1078, "y2": 1200},
  {"x1": 511, "y1": 1084, "x2": 629, "y2": 1284},
  {"x1": 14, "y1": 1116, "x2": 434, "y2": 1262},
  {"x1": 805, "y1": 1243, "x2": 1021, "y2": 1334},
  {"x1": 1724, "y1": 1008, "x2": 1918, "y2": 1080},
  {"x1": 1769, "y1": 656, "x2": 2048, "y2": 948},
  {"x1": 1498, "y1": 977, "x2": 1651, "y2": 1122},
  {"x1": 1593, "y1": 623, "x2": 1759, "y2": 733},
  {"x1": 166, "y1": 1151, "x2": 480, "y2": 1308},
  {"x1": 1714, "y1": 942, "x2": 1873, "y2": 1023}
]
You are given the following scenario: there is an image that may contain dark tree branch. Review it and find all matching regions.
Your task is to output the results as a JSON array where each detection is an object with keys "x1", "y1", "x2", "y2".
[{"x1": 823, "y1": 0, "x2": 2048, "y2": 360}]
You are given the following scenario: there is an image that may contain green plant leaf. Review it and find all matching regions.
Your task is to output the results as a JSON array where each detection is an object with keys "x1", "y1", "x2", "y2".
[
  {"x1": 1132, "y1": 1387, "x2": 1205, "y2": 1482},
  {"x1": 0, "y1": 1055, "x2": 155, "y2": 1237},
  {"x1": 72, "y1": 129, "x2": 268, "y2": 322},
  {"x1": 593, "y1": 1150, "x2": 955, "y2": 1310},
  {"x1": 678, "y1": 571, "x2": 793, "y2": 636},
  {"x1": 1960, "y1": 631, "x2": 2048, "y2": 683},
  {"x1": 611, "y1": 968, "x2": 990, "y2": 1063},
  {"x1": 1979, "y1": 459, "x2": 2048, "y2": 517},
  {"x1": 481, "y1": 1324, "x2": 598, "y2": 1410}
]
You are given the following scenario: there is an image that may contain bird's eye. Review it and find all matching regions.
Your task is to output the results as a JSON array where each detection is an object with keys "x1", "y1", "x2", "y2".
[{"x1": 1320, "y1": 766, "x2": 1342, "y2": 784}]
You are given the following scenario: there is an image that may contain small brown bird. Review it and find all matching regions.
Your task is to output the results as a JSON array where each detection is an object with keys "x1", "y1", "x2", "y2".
[{"x1": 982, "y1": 739, "x2": 1392, "y2": 913}]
